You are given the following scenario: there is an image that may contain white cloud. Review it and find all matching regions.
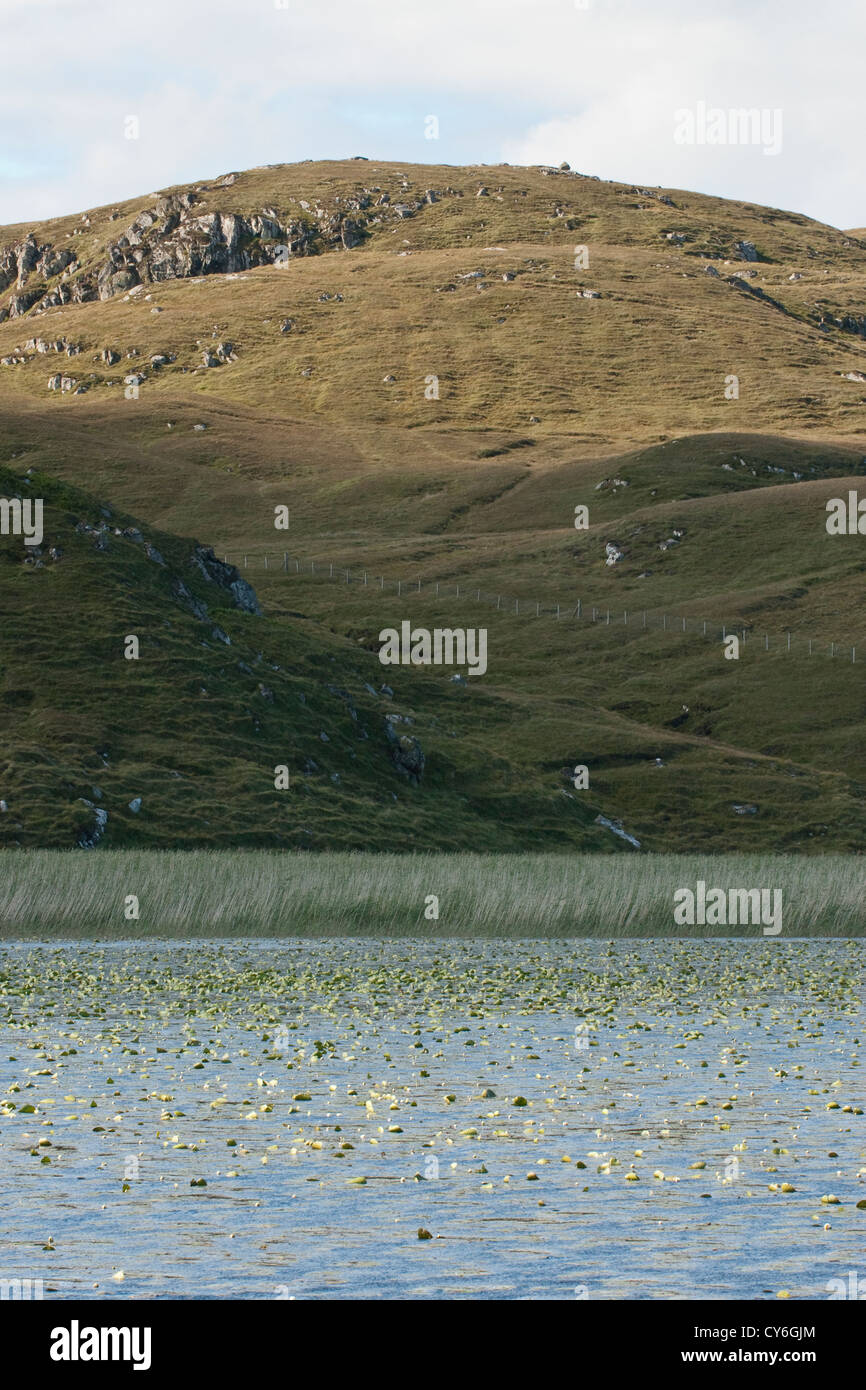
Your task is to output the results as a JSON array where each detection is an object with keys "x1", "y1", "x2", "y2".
[{"x1": 0, "y1": 0, "x2": 863, "y2": 227}]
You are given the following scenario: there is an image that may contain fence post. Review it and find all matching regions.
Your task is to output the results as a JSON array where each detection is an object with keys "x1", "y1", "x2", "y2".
[
  {"x1": 536, "y1": 602, "x2": 540, "y2": 616},
  {"x1": 283, "y1": 552, "x2": 287, "y2": 571},
  {"x1": 398, "y1": 580, "x2": 401, "y2": 596},
  {"x1": 578, "y1": 599, "x2": 582, "y2": 619},
  {"x1": 787, "y1": 632, "x2": 791, "y2": 651},
  {"x1": 264, "y1": 555, "x2": 268, "y2": 570},
  {"x1": 380, "y1": 576, "x2": 384, "y2": 589},
  {"x1": 606, "y1": 610, "x2": 610, "y2": 625},
  {"x1": 363, "y1": 571, "x2": 367, "y2": 585},
  {"x1": 497, "y1": 595, "x2": 501, "y2": 609},
  {"x1": 557, "y1": 604, "x2": 560, "y2": 618},
  {"x1": 244, "y1": 555, "x2": 247, "y2": 569},
  {"x1": 682, "y1": 617, "x2": 685, "y2": 632}
]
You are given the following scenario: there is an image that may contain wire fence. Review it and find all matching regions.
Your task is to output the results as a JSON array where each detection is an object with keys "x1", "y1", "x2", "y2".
[{"x1": 222, "y1": 550, "x2": 859, "y2": 664}]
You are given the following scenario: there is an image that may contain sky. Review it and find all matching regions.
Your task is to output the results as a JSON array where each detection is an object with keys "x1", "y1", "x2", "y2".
[{"x1": 1, "y1": 0, "x2": 863, "y2": 229}]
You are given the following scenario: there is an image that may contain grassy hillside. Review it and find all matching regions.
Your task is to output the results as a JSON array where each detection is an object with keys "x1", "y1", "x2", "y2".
[{"x1": 1, "y1": 162, "x2": 865, "y2": 852}]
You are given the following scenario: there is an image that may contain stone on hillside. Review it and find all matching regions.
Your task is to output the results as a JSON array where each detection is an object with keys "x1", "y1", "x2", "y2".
[
  {"x1": 189, "y1": 545, "x2": 262, "y2": 615},
  {"x1": 384, "y1": 718, "x2": 425, "y2": 784},
  {"x1": 77, "y1": 800, "x2": 108, "y2": 848},
  {"x1": 734, "y1": 240, "x2": 759, "y2": 261}
]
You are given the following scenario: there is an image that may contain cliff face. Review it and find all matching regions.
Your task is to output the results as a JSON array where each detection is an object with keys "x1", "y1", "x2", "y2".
[{"x1": 0, "y1": 181, "x2": 392, "y2": 320}]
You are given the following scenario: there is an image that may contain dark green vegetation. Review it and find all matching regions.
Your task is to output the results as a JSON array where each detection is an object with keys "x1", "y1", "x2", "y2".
[{"x1": 1, "y1": 161, "x2": 866, "y2": 851}]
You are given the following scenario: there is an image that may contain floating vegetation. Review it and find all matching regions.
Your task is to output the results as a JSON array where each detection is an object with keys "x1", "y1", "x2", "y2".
[{"x1": 0, "y1": 937, "x2": 862, "y2": 1298}]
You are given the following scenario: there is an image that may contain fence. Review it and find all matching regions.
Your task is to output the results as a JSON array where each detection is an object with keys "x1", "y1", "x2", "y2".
[{"x1": 222, "y1": 550, "x2": 859, "y2": 664}]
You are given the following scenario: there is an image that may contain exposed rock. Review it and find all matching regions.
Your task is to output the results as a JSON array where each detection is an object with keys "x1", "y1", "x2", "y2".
[
  {"x1": 594, "y1": 814, "x2": 640, "y2": 848},
  {"x1": 595, "y1": 477, "x2": 629, "y2": 493},
  {"x1": 171, "y1": 577, "x2": 209, "y2": 620},
  {"x1": 384, "y1": 718, "x2": 425, "y2": 783},
  {"x1": 76, "y1": 799, "x2": 108, "y2": 848},
  {"x1": 189, "y1": 545, "x2": 262, "y2": 615},
  {"x1": 734, "y1": 240, "x2": 759, "y2": 262}
]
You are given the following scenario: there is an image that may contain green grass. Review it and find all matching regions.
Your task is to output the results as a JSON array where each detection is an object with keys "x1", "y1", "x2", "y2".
[
  {"x1": 1, "y1": 849, "x2": 864, "y2": 937},
  {"x1": 2, "y1": 161, "x2": 866, "y2": 852}
]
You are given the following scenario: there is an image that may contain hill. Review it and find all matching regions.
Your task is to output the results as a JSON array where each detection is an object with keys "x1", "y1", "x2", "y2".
[{"x1": 2, "y1": 161, "x2": 866, "y2": 851}]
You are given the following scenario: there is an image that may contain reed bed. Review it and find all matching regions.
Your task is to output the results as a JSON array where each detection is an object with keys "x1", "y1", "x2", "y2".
[{"x1": 1, "y1": 850, "x2": 864, "y2": 937}]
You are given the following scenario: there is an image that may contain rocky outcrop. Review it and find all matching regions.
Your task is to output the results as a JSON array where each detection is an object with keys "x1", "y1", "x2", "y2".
[
  {"x1": 384, "y1": 715, "x2": 425, "y2": 783},
  {"x1": 1, "y1": 194, "x2": 371, "y2": 317},
  {"x1": 189, "y1": 545, "x2": 262, "y2": 615},
  {"x1": 0, "y1": 179, "x2": 450, "y2": 319}
]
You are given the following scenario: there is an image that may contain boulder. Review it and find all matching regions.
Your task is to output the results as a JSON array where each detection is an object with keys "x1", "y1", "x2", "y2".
[{"x1": 384, "y1": 718, "x2": 425, "y2": 784}]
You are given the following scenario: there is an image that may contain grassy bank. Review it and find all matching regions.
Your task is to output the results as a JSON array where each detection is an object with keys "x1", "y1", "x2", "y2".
[{"x1": 1, "y1": 850, "x2": 864, "y2": 938}]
